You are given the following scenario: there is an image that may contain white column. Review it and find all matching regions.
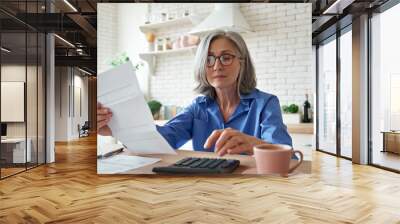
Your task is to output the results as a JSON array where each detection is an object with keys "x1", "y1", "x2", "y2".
[
  {"x1": 46, "y1": 32, "x2": 55, "y2": 163},
  {"x1": 352, "y1": 14, "x2": 369, "y2": 164}
]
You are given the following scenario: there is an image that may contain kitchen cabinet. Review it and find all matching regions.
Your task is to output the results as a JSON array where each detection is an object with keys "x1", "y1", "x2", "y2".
[{"x1": 381, "y1": 131, "x2": 400, "y2": 154}]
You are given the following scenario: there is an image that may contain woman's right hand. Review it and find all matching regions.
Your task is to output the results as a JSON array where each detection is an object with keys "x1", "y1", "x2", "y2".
[{"x1": 97, "y1": 102, "x2": 113, "y2": 136}]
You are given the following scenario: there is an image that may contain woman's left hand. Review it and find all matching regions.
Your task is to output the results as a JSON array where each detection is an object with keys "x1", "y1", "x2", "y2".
[{"x1": 203, "y1": 128, "x2": 266, "y2": 156}]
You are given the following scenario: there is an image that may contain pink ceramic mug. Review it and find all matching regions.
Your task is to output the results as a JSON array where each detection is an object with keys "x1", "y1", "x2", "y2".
[{"x1": 253, "y1": 144, "x2": 303, "y2": 177}]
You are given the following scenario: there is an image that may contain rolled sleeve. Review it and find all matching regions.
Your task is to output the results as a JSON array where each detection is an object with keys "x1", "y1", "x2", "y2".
[{"x1": 260, "y1": 96, "x2": 293, "y2": 147}]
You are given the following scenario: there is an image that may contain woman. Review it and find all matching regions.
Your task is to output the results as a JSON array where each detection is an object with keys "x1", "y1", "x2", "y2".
[{"x1": 98, "y1": 30, "x2": 292, "y2": 157}]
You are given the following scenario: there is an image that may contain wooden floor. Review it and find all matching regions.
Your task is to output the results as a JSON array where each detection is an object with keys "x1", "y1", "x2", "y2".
[
  {"x1": 1, "y1": 163, "x2": 45, "y2": 178},
  {"x1": 1, "y1": 135, "x2": 400, "y2": 223},
  {"x1": 1, "y1": 167, "x2": 26, "y2": 178}
]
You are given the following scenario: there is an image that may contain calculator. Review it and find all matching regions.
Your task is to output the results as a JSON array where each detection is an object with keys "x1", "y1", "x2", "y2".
[{"x1": 152, "y1": 157, "x2": 240, "y2": 174}]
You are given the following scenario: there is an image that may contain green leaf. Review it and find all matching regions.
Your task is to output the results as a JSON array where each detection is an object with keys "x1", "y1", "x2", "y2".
[
  {"x1": 288, "y1": 104, "x2": 299, "y2": 113},
  {"x1": 147, "y1": 100, "x2": 162, "y2": 115}
]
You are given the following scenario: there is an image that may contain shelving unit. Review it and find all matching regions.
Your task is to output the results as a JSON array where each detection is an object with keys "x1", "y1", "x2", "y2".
[
  {"x1": 138, "y1": 14, "x2": 203, "y2": 75},
  {"x1": 139, "y1": 46, "x2": 197, "y2": 57},
  {"x1": 139, "y1": 15, "x2": 202, "y2": 33}
]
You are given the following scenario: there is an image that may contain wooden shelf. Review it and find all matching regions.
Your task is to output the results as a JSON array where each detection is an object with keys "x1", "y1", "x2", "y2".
[
  {"x1": 139, "y1": 15, "x2": 202, "y2": 33},
  {"x1": 139, "y1": 46, "x2": 197, "y2": 57},
  {"x1": 287, "y1": 123, "x2": 314, "y2": 134}
]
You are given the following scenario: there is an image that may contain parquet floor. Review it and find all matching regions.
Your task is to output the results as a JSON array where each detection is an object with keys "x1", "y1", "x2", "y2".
[
  {"x1": 1, "y1": 135, "x2": 400, "y2": 223},
  {"x1": 1, "y1": 167, "x2": 25, "y2": 177}
]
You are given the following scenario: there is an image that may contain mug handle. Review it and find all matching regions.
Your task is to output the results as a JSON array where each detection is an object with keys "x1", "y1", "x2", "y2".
[{"x1": 288, "y1": 150, "x2": 303, "y2": 173}]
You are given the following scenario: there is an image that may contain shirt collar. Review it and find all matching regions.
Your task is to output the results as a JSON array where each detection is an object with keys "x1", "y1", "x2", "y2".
[
  {"x1": 240, "y1": 88, "x2": 258, "y2": 100},
  {"x1": 198, "y1": 96, "x2": 209, "y2": 104},
  {"x1": 239, "y1": 89, "x2": 257, "y2": 108},
  {"x1": 198, "y1": 89, "x2": 258, "y2": 105}
]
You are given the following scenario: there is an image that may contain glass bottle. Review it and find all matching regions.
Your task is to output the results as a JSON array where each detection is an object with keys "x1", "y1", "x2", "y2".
[
  {"x1": 303, "y1": 94, "x2": 311, "y2": 123},
  {"x1": 156, "y1": 38, "x2": 163, "y2": 52},
  {"x1": 183, "y1": 9, "x2": 190, "y2": 17},
  {"x1": 161, "y1": 12, "x2": 167, "y2": 22},
  {"x1": 163, "y1": 37, "x2": 172, "y2": 50}
]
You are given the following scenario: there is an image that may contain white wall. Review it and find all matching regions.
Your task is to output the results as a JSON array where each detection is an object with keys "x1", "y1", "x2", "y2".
[
  {"x1": 1, "y1": 65, "x2": 39, "y2": 137},
  {"x1": 97, "y1": 3, "x2": 118, "y2": 74},
  {"x1": 55, "y1": 67, "x2": 68, "y2": 141},
  {"x1": 54, "y1": 67, "x2": 89, "y2": 141},
  {"x1": 78, "y1": 75, "x2": 89, "y2": 126},
  {"x1": 1, "y1": 64, "x2": 46, "y2": 163},
  {"x1": 148, "y1": 3, "x2": 312, "y2": 108},
  {"x1": 1, "y1": 66, "x2": 26, "y2": 128},
  {"x1": 98, "y1": 3, "x2": 150, "y2": 98},
  {"x1": 116, "y1": 3, "x2": 150, "y2": 98}
]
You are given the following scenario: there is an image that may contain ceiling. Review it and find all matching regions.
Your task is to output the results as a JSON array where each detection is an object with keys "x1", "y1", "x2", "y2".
[
  {"x1": 0, "y1": 0, "x2": 395, "y2": 74},
  {"x1": 310, "y1": 0, "x2": 391, "y2": 43},
  {"x1": 0, "y1": 0, "x2": 98, "y2": 74}
]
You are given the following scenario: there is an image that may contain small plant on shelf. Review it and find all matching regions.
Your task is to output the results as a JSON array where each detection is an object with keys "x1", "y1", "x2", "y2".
[
  {"x1": 147, "y1": 100, "x2": 162, "y2": 120},
  {"x1": 282, "y1": 104, "x2": 299, "y2": 114},
  {"x1": 281, "y1": 104, "x2": 300, "y2": 124}
]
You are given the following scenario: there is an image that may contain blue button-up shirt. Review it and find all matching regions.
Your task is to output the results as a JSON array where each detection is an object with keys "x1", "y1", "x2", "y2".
[{"x1": 156, "y1": 88, "x2": 292, "y2": 152}]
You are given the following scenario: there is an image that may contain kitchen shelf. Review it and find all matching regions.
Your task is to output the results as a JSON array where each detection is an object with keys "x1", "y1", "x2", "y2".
[
  {"x1": 139, "y1": 46, "x2": 197, "y2": 57},
  {"x1": 139, "y1": 15, "x2": 202, "y2": 33},
  {"x1": 139, "y1": 13, "x2": 203, "y2": 76},
  {"x1": 139, "y1": 46, "x2": 198, "y2": 75},
  {"x1": 188, "y1": 27, "x2": 254, "y2": 36}
]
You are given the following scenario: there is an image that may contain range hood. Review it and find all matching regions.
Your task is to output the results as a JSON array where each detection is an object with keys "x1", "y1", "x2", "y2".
[{"x1": 189, "y1": 3, "x2": 253, "y2": 35}]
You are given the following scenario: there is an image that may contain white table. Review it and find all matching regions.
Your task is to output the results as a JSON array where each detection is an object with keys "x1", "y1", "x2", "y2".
[{"x1": 1, "y1": 138, "x2": 31, "y2": 163}]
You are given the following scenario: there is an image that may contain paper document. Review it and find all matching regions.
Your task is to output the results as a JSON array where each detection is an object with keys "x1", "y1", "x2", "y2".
[
  {"x1": 97, "y1": 155, "x2": 161, "y2": 174},
  {"x1": 98, "y1": 62, "x2": 176, "y2": 155}
]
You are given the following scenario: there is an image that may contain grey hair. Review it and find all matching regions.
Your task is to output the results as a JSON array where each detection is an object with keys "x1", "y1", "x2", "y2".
[{"x1": 193, "y1": 30, "x2": 257, "y2": 99}]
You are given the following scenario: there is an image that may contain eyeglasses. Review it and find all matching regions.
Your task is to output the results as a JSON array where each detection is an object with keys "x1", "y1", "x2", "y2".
[{"x1": 206, "y1": 54, "x2": 239, "y2": 67}]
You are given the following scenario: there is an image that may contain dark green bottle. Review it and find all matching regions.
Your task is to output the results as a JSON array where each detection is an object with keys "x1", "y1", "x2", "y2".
[{"x1": 303, "y1": 94, "x2": 311, "y2": 123}]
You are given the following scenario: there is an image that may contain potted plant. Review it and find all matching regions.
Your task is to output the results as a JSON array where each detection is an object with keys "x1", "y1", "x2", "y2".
[
  {"x1": 109, "y1": 52, "x2": 144, "y2": 70},
  {"x1": 281, "y1": 104, "x2": 301, "y2": 124},
  {"x1": 147, "y1": 100, "x2": 162, "y2": 120}
]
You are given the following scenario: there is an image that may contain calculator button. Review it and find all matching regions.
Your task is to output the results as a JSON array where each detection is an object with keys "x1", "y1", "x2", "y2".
[
  {"x1": 190, "y1": 159, "x2": 207, "y2": 168},
  {"x1": 181, "y1": 158, "x2": 198, "y2": 166},
  {"x1": 208, "y1": 159, "x2": 226, "y2": 169},
  {"x1": 199, "y1": 159, "x2": 214, "y2": 168},
  {"x1": 174, "y1": 157, "x2": 192, "y2": 166}
]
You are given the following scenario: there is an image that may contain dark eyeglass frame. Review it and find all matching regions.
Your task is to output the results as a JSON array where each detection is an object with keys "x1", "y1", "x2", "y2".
[{"x1": 206, "y1": 54, "x2": 240, "y2": 67}]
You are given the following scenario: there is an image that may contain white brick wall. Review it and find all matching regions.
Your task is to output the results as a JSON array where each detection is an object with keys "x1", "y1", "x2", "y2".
[
  {"x1": 148, "y1": 3, "x2": 312, "y2": 110},
  {"x1": 97, "y1": 4, "x2": 118, "y2": 73},
  {"x1": 98, "y1": 3, "x2": 313, "y2": 112}
]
